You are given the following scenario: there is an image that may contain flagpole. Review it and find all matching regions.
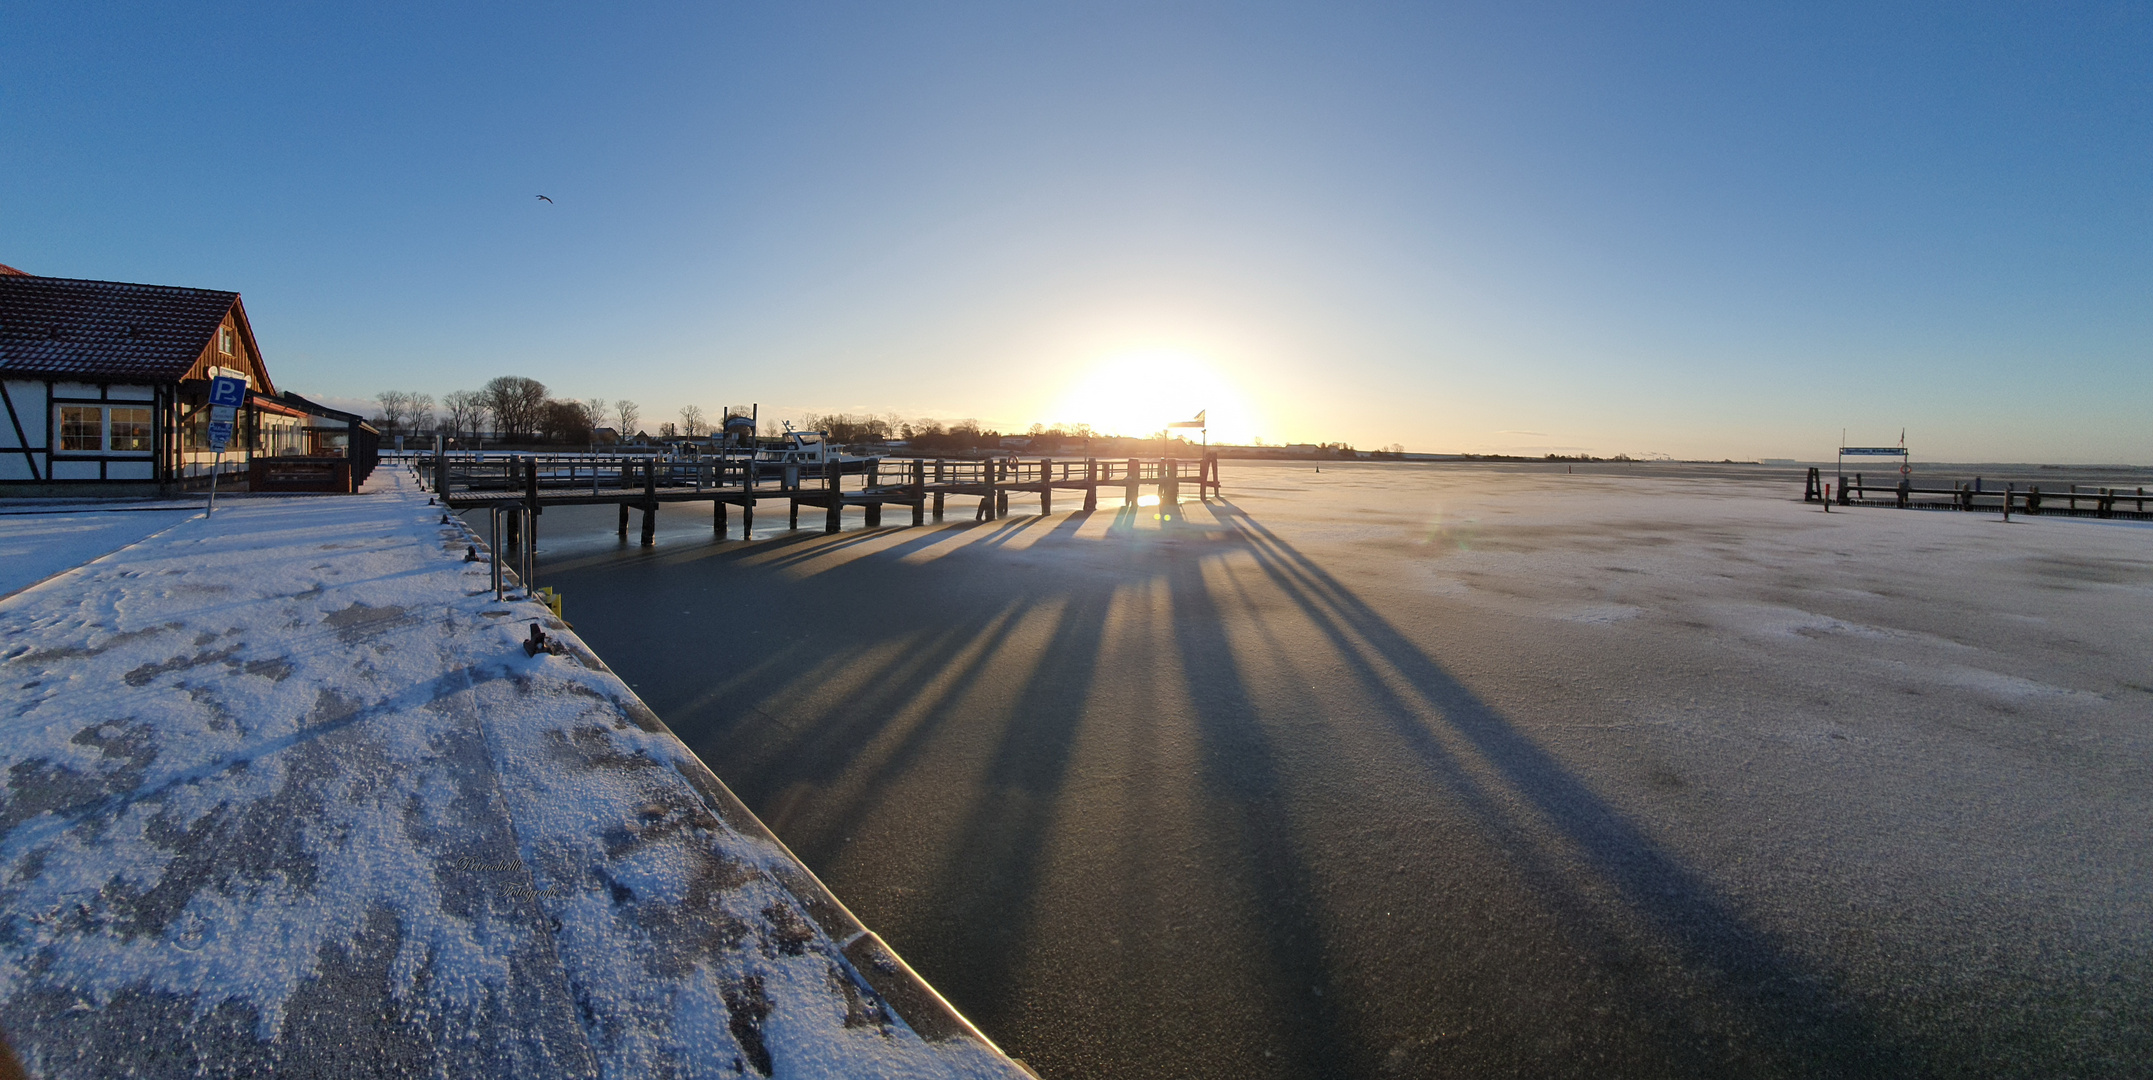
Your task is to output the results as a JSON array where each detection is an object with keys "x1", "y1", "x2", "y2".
[{"x1": 1164, "y1": 410, "x2": 1207, "y2": 495}]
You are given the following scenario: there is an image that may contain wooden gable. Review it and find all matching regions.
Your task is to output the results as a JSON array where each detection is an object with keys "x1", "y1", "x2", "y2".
[{"x1": 179, "y1": 297, "x2": 276, "y2": 395}]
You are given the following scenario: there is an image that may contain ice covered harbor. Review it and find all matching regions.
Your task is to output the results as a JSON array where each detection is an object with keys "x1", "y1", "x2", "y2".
[
  {"x1": 0, "y1": 459, "x2": 2150, "y2": 1079},
  {"x1": 0, "y1": 469, "x2": 1033, "y2": 1079},
  {"x1": 518, "y1": 459, "x2": 2152, "y2": 1079}
]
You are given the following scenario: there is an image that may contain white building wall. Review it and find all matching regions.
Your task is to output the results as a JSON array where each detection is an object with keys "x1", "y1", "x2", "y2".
[
  {"x1": 0, "y1": 380, "x2": 49, "y2": 481},
  {"x1": 32, "y1": 382, "x2": 162, "y2": 487}
]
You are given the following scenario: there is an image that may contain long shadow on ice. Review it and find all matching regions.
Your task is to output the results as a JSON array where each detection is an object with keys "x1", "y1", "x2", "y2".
[
  {"x1": 1198, "y1": 500, "x2": 1930, "y2": 1078},
  {"x1": 542, "y1": 500, "x2": 1929, "y2": 1078}
]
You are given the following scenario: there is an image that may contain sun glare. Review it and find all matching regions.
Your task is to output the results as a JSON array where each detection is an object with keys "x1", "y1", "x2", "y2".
[{"x1": 1051, "y1": 350, "x2": 1259, "y2": 443}]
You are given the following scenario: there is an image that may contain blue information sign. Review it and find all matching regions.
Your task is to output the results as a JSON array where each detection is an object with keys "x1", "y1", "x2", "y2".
[
  {"x1": 207, "y1": 420, "x2": 233, "y2": 451},
  {"x1": 208, "y1": 375, "x2": 248, "y2": 409}
]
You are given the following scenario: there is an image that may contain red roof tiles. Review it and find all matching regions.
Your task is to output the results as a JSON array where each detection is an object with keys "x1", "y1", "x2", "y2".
[{"x1": 0, "y1": 274, "x2": 239, "y2": 382}]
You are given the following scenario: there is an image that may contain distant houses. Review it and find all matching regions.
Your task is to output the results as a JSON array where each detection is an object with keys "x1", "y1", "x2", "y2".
[{"x1": 0, "y1": 265, "x2": 378, "y2": 496}]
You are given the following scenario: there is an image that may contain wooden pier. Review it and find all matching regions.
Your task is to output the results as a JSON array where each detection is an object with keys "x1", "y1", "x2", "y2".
[
  {"x1": 427, "y1": 452, "x2": 1223, "y2": 550},
  {"x1": 1804, "y1": 466, "x2": 2153, "y2": 519}
]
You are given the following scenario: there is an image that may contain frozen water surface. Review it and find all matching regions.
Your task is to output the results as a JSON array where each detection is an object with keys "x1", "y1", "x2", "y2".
[{"x1": 528, "y1": 460, "x2": 2153, "y2": 1079}]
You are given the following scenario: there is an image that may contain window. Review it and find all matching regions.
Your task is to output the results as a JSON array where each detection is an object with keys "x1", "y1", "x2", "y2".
[
  {"x1": 219, "y1": 326, "x2": 236, "y2": 356},
  {"x1": 56, "y1": 404, "x2": 155, "y2": 454},
  {"x1": 110, "y1": 407, "x2": 153, "y2": 452},
  {"x1": 60, "y1": 407, "x2": 102, "y2": 452}
]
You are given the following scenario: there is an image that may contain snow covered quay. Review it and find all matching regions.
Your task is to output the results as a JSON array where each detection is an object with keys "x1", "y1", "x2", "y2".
[{"x1": 0, "y1": 471, "x2": 1033, "y2": 1078}]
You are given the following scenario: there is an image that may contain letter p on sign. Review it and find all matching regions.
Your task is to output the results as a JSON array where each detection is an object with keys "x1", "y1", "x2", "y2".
[{"x1": 209, "y1": 375, "x2": 247, "y2": 409}]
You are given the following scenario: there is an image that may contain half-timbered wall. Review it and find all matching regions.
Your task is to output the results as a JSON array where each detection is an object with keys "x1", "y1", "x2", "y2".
[
  {"x1": 1, "y1": 292, "x2": 278, "y2": 493},
  {"x1": 0, "y1": 380, "x2": 47, "y2": 482},
  {"x1": 0, "y1": 379, "x2": 164, "y2": 483}
]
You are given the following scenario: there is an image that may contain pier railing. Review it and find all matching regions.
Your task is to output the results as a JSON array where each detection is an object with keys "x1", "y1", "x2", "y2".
[
  {"x1": 1805, "y1": 466, "x2": 2153, "y2": 519},
  {"x1": 419, "y1": 453, "x2": 1215, "y2": 499}
]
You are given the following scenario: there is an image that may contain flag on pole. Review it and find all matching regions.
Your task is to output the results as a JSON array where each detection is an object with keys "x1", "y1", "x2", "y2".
[{"x1": 1168, "y1": 410, "x2": 1206, "y2": 429}]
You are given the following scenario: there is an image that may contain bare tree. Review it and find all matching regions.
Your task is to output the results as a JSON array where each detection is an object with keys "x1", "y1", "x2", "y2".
[
  {"x1": 407, "y1": 393, "x2": 436, "y2": 436},
  {"x1": 540, "y1": 399, "x2": 595, "y2": 443},
  {"x1": 572, "y1": 395, "x2": 607, "y2": 438},
  {"x1": 678, "y1": 405, "x2": 708, "y2": 437},
  {"x1": 481, "y1": 376, "x2": 548, "y2": 442},
  {"x1": 658, "y1": 421, "x2": 678, "y2": 439},
  {"x1": 803, "y1": 413, "x2": 891, "y2": 444},
  {"x1": 442, "y1": 390, "x2": 487, "y2": 440},
  {"x1": 614, "y1": 400, "x2": 640, "y2": 437},
  {"x1": 374, "y1": 391, "x2": 411, "y2": 435}
]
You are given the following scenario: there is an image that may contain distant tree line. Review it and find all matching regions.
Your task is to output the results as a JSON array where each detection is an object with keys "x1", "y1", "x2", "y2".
[
  {"x1": 372, "y1": 378, "x2": 641, "y2": 446},
  {"x1": 369, "y1": 388, "x2": 1380, "y2": 459}
]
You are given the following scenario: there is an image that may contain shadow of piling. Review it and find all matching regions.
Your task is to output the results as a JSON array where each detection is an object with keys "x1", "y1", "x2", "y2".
[{"x1": 538, "y1": 499, "x2": 1935, "y2": 1078}]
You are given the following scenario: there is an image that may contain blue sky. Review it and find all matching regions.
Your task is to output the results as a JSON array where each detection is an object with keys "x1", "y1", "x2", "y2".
[{"x1": 4, "y1": 2, "x2": 2148, "y2": 460}]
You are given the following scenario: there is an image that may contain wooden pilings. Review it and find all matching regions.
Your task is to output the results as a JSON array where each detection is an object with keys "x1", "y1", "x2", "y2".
[
  {"x1": 825, "y1": 458, "x2": 841, "y2": 534},
  {"x1": 641, "y1": 460, "x2": 657, "y2": 547},
  {"x1": 1809, "y1": 475, "x2": 2153, "y2": 519},
  {"x1": 445, "y1": 453, "x2": 1231, "y2": 549}
]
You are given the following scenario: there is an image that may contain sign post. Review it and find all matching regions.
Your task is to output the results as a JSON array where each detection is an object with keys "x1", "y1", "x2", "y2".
[{"x1": 204, "y1": 375, "x2": 247, "y2": 516}]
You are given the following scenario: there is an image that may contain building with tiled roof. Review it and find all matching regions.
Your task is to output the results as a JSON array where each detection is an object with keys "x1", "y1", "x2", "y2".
[{"x1": 0, "y1": 267, "x2": 374, "y2": 495}]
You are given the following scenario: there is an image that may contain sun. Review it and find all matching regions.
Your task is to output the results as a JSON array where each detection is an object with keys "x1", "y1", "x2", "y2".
[{"x1": 1051, "y1": 349, "x2": 1259, "y2": 442}]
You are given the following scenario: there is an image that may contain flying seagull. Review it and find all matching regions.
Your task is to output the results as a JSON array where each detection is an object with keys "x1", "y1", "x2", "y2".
[{"x1": 535, "y1": 195, "x2": 553, "y2": 203}]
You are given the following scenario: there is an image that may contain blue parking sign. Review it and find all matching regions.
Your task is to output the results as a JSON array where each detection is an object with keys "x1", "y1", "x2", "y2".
[{"x1": 208, "y1": 375, "x2": 248, "y2": 408}]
